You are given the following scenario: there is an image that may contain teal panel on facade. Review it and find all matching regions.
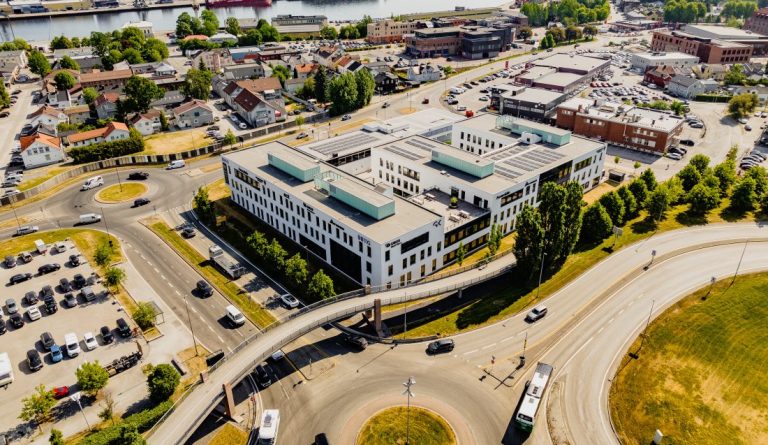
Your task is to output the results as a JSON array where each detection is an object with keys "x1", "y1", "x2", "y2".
[
  {"x1": 329, "y1": 178, "x2": 395, "y2": 220},
  {"x1": 268, "y1": 151, "x2": 320, "y2": 183},
  {"x1": 431, "y1": 148, "x2": 494, "y2": 178}
]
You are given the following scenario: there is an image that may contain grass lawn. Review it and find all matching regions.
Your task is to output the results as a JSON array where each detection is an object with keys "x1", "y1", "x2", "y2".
[
  {"x1": 401, "y1": 198, "x2": 757, "y2": 338},
  {"x1": 147, "y1": 219, "x2": 277, "y2": 328},
  {"x1": 208, "y1": 422, "x2": 248, "y2": 445},
  {"x1": 357, "y1": 406, "x2": 456, "y2": 445},
  {"x1": 610, "y1": 271, "x2": 768, "y2": 445},
  {"x1": 143, "y1": 128, "x2": 209, "y2": 154},
  {"x1": 97, "y1": 182, "x2": 147, "y2": 203},
  {"x1": 0, "y1": 229, "x2": 122, "y2": 264},
  {"x1": 17, "y1": 165, "x2": 77, "y2": 191},
  {"x1": 207, "y1": 178, "x2": 231, "y2": 201},
  {"x1": 173, "y1": 345, "x2": 211, "y2": 401}
]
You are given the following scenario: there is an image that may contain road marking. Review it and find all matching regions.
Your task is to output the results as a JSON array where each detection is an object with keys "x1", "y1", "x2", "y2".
[
  {"x1": 481, "y1": 343, "x2": 496, "y2": 350},
  {"x1": 147, "y1": 261, "x2": 153, "y2": 266},
  {"x1": 597, "y1": 326, "x2": 604, "y2": 334},
  {"x1": 501, "y1": 336, "x2": 516, "y2": 343},
  {"x1": 189, "y1": 306, "x2": 198, "y2": 314},
  {"x1": 207, "y1": 325, "x2": 215, "y2": 332},
  {"x1": 174, "y1": 290, "x2": 181, "y2": 296},
  {"x1": 607, "y1": 317, "x2": 614, "y2": 324},
  {"x1": 153, "y1": 267, "x2": 159, "y2": 273},
  {"x1": 462, "y1": 348, "x2": 478, "y2": 355},
  {"x1": 617, "y1": 309, "x2": 625, "y2": 316},
  {"x1": 160, "y1": 274, "x2": 166, "y2": 280}
]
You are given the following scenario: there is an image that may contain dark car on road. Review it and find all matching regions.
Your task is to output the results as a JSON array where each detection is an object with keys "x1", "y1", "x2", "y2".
[
  {"x1": 133, "y1": 198, "x2": 150, "y2": 207},
  {"x1": 427, "y1": 338, "x2": 455, "y2": 354},
  {"x1": 254, "y1": 364, "x2": 272, "y2": 388},
  {"x1": 41, "y1": 332, "x2": 55, "y2": 350},
  {"x1": 117, "y1": 318, "x2": 131, "y2": 337},
  {"x1": 181, "y1": 227, "x2": 196, "y2": 238},
  {"x1": 344, "y1": 334, "x2": 368, "y2": 350},
  {"x1": 680, "y1": 139, "x2": 695, "y2": 146},
  {"x1": 38, "y1": 263, "x2": 61, "y2": 275},
  {"x1": 8, "y1": 272, "x2": 31, "y2": 285},
  {"x1": 4, "y1": 255, "x2": 16, "y2": 268},
  {"x1": 10, "y1": 313, "x2": 24, "y2": 328},
  {"x1": 100, "y1": 326, "x2": 114, "y2": 344},
  {"x1": 196, "y1": 280, "x2": 213, "y2": 297},
  {"x1": 26, "y1": 349, "x2": 43, "y2": 371},
  {"x1": 314, "y1": 433, "x2": 330, "y2": 445},
  {"x1": 128, "y1": 172, "x2": 149, "y2": 180}
]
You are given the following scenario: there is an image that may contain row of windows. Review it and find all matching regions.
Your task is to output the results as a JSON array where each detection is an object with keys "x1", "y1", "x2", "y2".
[{"x1": 459, "y1": 131, "x2": 501, "y2": 150}]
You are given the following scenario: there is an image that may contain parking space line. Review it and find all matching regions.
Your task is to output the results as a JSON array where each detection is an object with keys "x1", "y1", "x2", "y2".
[
  {"x1": 174, "y1": 290, "x2": 181, "y2": 296},
  {"x1": 146, "y1": 261, "x2": 153, "y2": 266}
]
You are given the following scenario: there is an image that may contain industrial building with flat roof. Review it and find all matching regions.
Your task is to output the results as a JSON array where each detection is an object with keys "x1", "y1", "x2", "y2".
[
  {"x1": 629, "y1": 52, "x2": 700, "y2": 71},
  {"x1": 489, "y1": 84, "x2": 567, "y2": 122},
  {"x1": 224, "y1": 111, "x2": 605, "y2": 287},
  {"x1": 532, "y1": 53, "x2": 611, "y2": 76}
]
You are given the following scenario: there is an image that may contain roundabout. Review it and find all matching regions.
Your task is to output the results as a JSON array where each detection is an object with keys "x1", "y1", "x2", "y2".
[
  {"x1": 357, "y1": 405, "x2": 456, "y2": 445},
  {"x1": 95, "y1": 182, "x2": 148, "y2": 203}
]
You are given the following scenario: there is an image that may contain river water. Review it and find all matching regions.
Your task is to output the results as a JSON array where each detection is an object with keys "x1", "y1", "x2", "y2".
[{"x1": 0, "y1": 0, "x2": 504, "y2": 41}]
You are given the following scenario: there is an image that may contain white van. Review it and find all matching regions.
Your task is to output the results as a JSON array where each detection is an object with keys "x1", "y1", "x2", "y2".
[
  {"x1": 256, "y1": 409, "x2": 280, "y2": 445},
  {"x1": 79, "y1": 213, "x2": 102, "y2": 225},
  {"x1": 225, "y1": 305, "x2": 245, "y2": 327},
  {"x1": 167, "y1": 159, "x2": 186, "y2": 170},
  {"x1": 64, "y1": 333, "x2": 81, "y2": 357},
  {"x1": 81, "y1": 176, "x2": 104, "y2": 191},
  {"x1": 0, "y1": 352, "x2": 14, "y2": 387}
]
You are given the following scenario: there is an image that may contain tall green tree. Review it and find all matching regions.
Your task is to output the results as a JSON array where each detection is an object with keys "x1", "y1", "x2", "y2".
[
  {"x1": 713, "y1": 160, "x2": 736, "y2": 196},
  {"x1": 512, "y1": 204, "x2": 544, "y2": 280},
  {"x1": 328, "y1": 72, "x2": 358, "y2": 116},
  {"x1": 0, "y1": 82, "x2": 10, "y2": 109},
  {"x1": 285, "y1": 253, "x2": 308, "y2": 287},
  {"x1": 639, "y1": 168, "x2": 658, "y2": 191},
  {"x1": 118, "y1": 424, "x2": 147, "y2": 445},
  {"x1": 76, "y1": 361, "x2": 109, "y2": 397},
  {"x1": 49, "y1": 429, "x2": 65, "y2": 445},
  {"x1": 104, "y1": 266, "x2": 126, "y2": 291},
  {"x1": 82, "y1": 87, "x2": 98, "y2": 104},
  {"x1": 271, "y1": 64, "x2": 291, "y2": 88},
  {"x1": 59, "y1": 55, "x2": 80, "y2": 71},
  {"x1": 354, "y1": 69, "x2": 375, "y2": 109},
  {"x1": 133, "y1": 301, "x2": 156, "y2": 330},
  {"x1": 687, "y1": 183, "x2": 720, "y2": 215},
  {"x1": 730, "y1": 177, "x2": 758, "y2": 212},
  {"x1": 677, "y1": 164, "x2": 702, "y2": 192},
  {"x1": 617, "y1": 186, "x2": 638, "y2": 219},
  {"x1": 456, "y1": 241, "x2": 466, "y2": 265},
  {"x1": 599, "y1": 191, "x2": 625, "y2": 227},
  {"x1": 647, "y1": 186, "x2": 671, "y2": 222},
  {"x1": 314, "y1": 66, "x2": 329, "y2": 103},
  {"x1": 50, "y1": 35, "x2": 73, "y2": 50},
  {"x1": 629, "y1": 179, "x2": 649, "y2": 208},
  {"x1": 200, "y1": 10, "x2": 220, "y2": 36},
  {"x1": 225, "y1": 17, "x2": 242, "y2": 36},
  {"x1": 264, "y1": 239, "x2": 287, "y2": 271},
  {"x1": 689, "y1": 154, "x2": 711, "y2": 174},
  {"x1": 487, "y1": 224, "x2": 503, "y2": 256},
  {"x1": 222, "y1": 129, "x2": 237, "y2": 149},
  {"x1": 19, "y1": 385, "x2": 56, "y2": 432},
  {"x1": 147, "y1": 364, "x2": 180, "y2": 403},
  {"x1": 124, "y1": 76, "x2": 165, "y2": 113},
  {"x1": 194, "y1": 186, "x2": 216, "y2": 226},
  {"x1": 579, "y1": 203, "x2": 613, "y2": 245},
  {"x1": 559, "y1": 181, "x2": 584, "y2": 260},
  {"x1": 307, "y1": 270, "x2": 334, "y2": 300},
  {"x1": 728, "y1": 92, "x2": 758, "y2": 119},
  {"x1": 320, "y1": 25, "x2": 338, "y2": 40},
  {"x1": 53, "y1": 71, "x2": 76, "y2": 90},
  {"x1": 247, "y1": 231, "x2": 269, "y2": 258},
  {"x1": 745, "y1": 166, "x2": 767, "y2": 196},
  {"x1": 28, "y1": 50, "x2": 51, "y2": 77},
  {"x1": 182, "y1": 68, "x2": 213, "y2": 100}
]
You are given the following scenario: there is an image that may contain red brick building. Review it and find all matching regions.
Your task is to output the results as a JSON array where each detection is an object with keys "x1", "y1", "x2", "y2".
[
  {"x1": 556, "y1": 98, "x2": 684, "y2": 154},
  {"x1": 650, "y1": 30, "x2": 752, "y2": 64},
  {"x1": 643, "y1": 65, "x2": 684, "y2": 88},
  {"x1": 745, "y1": 8, "x2": 768, "y2": 35}
]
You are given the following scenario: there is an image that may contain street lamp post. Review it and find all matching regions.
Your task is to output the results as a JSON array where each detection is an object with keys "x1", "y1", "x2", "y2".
[
  {"x1": 402, "y1": 377, "x2": 416, "y2": 445},
  {"x1": 535, "y1": 248, "x2": 547, "y2": 301},
  {"x1": 100, "y1": 207, "x2": 111, "y2": 239},
  {"x1": 70, "y1": 392, "x2": 91, "y2": 431},
  {"x1": 114, "y1": 164, "x2": 123, "y2": 192},
  {"x1": 9, "y1": 196, "x2": 21, "y2": 231},
  {"x1": 182, "y1": 294, "x2": 199, "y2": 356}
]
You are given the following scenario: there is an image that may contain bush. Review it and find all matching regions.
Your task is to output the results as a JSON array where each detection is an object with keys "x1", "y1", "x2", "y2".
[
  {"x1": 68, "y1": 129, "x2": 145, "y2": 164},
  {"x1": 133, "y1": 302, "x2": 156, "y2": 330},
  {"x1": 147, "y1": 364, "x2": 181, "y2": 403},
  {"x1": 78, "y1": 400, "x2": 172, "y2": 445}
]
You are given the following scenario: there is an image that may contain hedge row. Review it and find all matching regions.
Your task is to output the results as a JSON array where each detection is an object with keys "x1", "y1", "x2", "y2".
[
  {"x1": 78, "y1": 399, "x2": 173, "y2": 445},
  {"x1": 68, "y1": 129, "x2": 145, "y2": 164}
]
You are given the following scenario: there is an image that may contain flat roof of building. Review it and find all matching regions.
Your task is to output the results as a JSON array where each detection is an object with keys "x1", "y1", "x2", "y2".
[
  {"x1": 533, "y1": 53, "x2": 610, "y2": 73},
  {"x1": 558, "y1": 97, "x2": 684, "y2": 132},
  {"x1": 633, "y1": 51, "x2": 699, "y2": 61},
  {"x1": 534, "y1": 71, "x2": 585, "y2": 87},
  {"x1": 225, "y1": 142, "x2": 441, "y2": 243},
  {"x1": 683, "y1": 24, "x2": 768, "y2": 40}
]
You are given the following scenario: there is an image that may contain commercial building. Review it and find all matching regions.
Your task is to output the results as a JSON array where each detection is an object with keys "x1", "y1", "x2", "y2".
[
  {"x1": 489, "y1": 85, "x2": 567, "y2": 122},
  {"x1": 224, "y1": 113, "x2": 605, "y2": 287},
  {"x1": 650, "y1": 30, "x2": 754, "y2": 63},
  {"x1": 271, "y1": 14, "x2": 327, "y2": 35},
  {"x1": 405, "y1": 27, "x2": 462, "y2": 58},
  {"x1": 122, "y1": 21, "x2": 153, "y2": 38},
  {"x1": 79, "y1": 69, "x2": 133, "y2": 90},
  {"x1": 746, "y1": 8, "x2": 768, "y2": 35},
  {"x1": 515, "y1": 67, "x2": 587, "y2": 94},
  {"x1": 531, "y1": 53, "x2": 611, "y2": 77},
  {"x1": 556, "y1": 98, "x2": 684, "y2": 154},
  {"x1": 405, "y1": 25, "x2": 514, "y2": 59},
  {"x1": 367, "y1": 19, "x2": 420, "y2": 44},
  {"x1": 629, "y1": 52, "x2": 699, "y2": 72}
]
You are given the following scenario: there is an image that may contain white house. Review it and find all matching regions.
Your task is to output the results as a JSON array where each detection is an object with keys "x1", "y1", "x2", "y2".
[
  {"x1": 231, "y1": 87, "x2": 285, "y2": 128},
  {"x1": 172, "y1": 99, "x2": 214, "y2": 128},
  {"x1": 29, "y1": 105, "x2": 68, "y2": 135},
  {"x1": 667, "y1": 76, "x2": 707, "y2": 98},
  {"x1": 407, "y1": 64, "x2": 441, "y2": 83},
  {"x1": 66, "y1": 122, "x2": 131, "y2": 147},
  {"x1": 19, "y1": 133, "x2": 64, "y2": 169},
  {"x1": 128, "y1": 109, "x2": 163, "y2": 136}
]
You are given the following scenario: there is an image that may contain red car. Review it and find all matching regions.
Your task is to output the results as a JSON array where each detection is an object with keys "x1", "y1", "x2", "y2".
[{"x1": 52, "y1": 386, "x2": 69, "y2": 399}]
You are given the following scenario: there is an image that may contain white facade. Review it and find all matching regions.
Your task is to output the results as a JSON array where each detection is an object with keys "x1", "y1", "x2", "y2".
[
  {"x1": 123, "y1": 21, "x2": 154, "y2": 38},
  {"x1": 21, "y1": 139, "x2": 64, "y2": 169},
  {"x1": 629, "y1": 52, "x2": 699, "y2": 71}
]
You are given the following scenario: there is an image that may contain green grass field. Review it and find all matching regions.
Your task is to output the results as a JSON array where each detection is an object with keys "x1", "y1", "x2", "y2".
[
  {"x1": 97, "y1": 182, "x2": 147, "y2": 202},
  {"x1": 610, "y1": 272, "x2": 768, "y2": 445},
  {"x1": 357, "y1": 406, "x2": 456, "y2": 445}
]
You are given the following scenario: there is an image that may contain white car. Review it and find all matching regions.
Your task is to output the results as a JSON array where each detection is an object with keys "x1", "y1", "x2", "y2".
[
  {"x1": 238, "y1": 122, "x2": 247, "y2": 130},
  {"x1": 83, "y1": 332, "x2": 98, "y2": 351},
  {"x1": 65, "y1": 333, "x2": 81, "y2": 357},
  {"x1": 478, "y1": 96, "x2": 489, "y2": 101},
  {"x1": 27, "y1": 306, "x2": 41, "y2": 321},
  {"x1": 457, "y1": 106, "x2": 467, "y2": 111},
  {"x1": 280, "y1": 294, "x2": 300, "y2": 309}
]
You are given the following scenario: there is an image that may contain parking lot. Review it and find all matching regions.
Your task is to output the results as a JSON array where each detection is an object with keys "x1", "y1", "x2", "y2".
[{"x1": 0, "y1": 239, "x2": 142, "y2": 434}]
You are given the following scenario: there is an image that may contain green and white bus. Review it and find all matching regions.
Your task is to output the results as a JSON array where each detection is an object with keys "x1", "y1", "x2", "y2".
[{"x1": 515, "y1": 362, "x2": 554, "y2": 432}]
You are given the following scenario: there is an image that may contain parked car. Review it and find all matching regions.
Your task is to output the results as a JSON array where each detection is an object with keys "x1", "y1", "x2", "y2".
[
  {"x1": 23, "y1": 291, "x2": 37, "y2": 305},
  {"x1": 344, "y1": 334, "x2": 368, "y2": 350},
  {"x1": 525, "y1": 305, "x2": 548, "y2": 322},
  {"x1": 100, "y1": 326, "x2": 114, "y2": 344},
  {"x1": 426, "y1": 338, "x2": 455, "y2": 355},
  {"x1": 73, "y1": 273, "x2": 87, "y2": 288},
  {"x1": 666, "y1": 152, "x2": 683, "y2": 160},
  {"x1": 0, "y1": 318, "x2": 6, "y2": 334},
  {"x1": 26, "y1": 349, "x2": 43, "y2": 371},
  {"x1": 69, "y1": 255, "x2": 80, "y2": 267},
  {"x1": 83, "y1": 332, "x2": 98, "y2": 350},
  {"x1": 9, "y1": 273, "x2": 31, "y2": 285},
  {"x1": 64, "y1": 293, "x2": 77, "y2": 308},
  {"x1": 4, "y1": 255, "x2": 16, "y2": 268},
  {"x1": 41, "y1": 332, "x2": 55, "y2": 350},
  {"x1": 59, "y1": 278, "x2": 72, "y2": 292},
  {"x1": 52, "y1": 385, "x2": 69, "y2": 397},
  {"x1": 296, "y1": 132, "x2": 309, "y2": 139},
  {"x1": 5, "y1": 298, "x2": 18, "y2": 315},
  {"x1": 181, "y1": 227, "x2": 196, "y2": 238},
  {"x1": 196, "y1": 280, "x2": 213, "y2": 297},
  {"x1": 127, "y1": 172, "x2": 149, "y2": 180},
  {"x1": 27, "y1": 306, "x2": 41, "y2": 321},
  {"x1": 280, "y1": 294, "x2": 300, "y2": 309},
  {"x1": 680, "y1": 139, "x2": 695, "y2": 146},
  {"x1": 9, "y1": 313, "x2": 24, "y2": 328},
  {"x1": 382, "y1": 102, "x2": 390, "y2": 108},
  {"x1": 43, "y1": 295, "x2": 57, "y2": 314},
  {"x1": 49, "y1": 345, "x2": 63, "y2": 363},
  {"x1": 38, "y1": 263, "x2": 61, "y2": 275},
  {"x1": 13, "y1": 225, "x2": 39, "y2": 237},
  {"x1": 18, "y1": 251, "x2": 32, "y2": 263},
  {"x1": 341, "y1": 114, "x2": 351, "y2": 121},
  {"x1": 117, "y1": 318, "x2": 132, "y2": 337},
  {"x1": 689, "y1": 122, "x2": 704, "y2": 128},
  {"x1": 64, "y1": 333, "x2": 80, "y2": 357}
]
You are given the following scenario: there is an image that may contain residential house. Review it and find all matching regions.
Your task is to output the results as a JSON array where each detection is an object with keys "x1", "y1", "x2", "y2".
[
  {"x1": 0, "y1": 61, "x2": 20, "y2": 85},
  {"x1": 364, "y1": 61, "x2": 391, "y2": 76},
  {"x1": 293, "y1": 63, "x2": 318, "y2": 80},
  {"x1": 375, "y1": 71, "x2": 398, "y2": 94},
  {"x1": 221, "y1": 62, "x2": 266, "y2": 80},
  {"x1": 131, "y1": 61, "x2": 177, "y2": 77},
  {"x1": 29, "y1": 105, "x2": 68, "y2": 135},
  {"x1": 0, "y1": 50, "x2": 27, "y2": 68},
  {"x1": 315, "y1": 45, "x2": 344, "y2": 69},
  {"x1": 220, "y1": 77, "x2": 283, "y2": 109},
  {"x1": 79, "y1": 69, "x2": 133, "y2": 90},
  {"x1": 692, "y1": 63, "x2": 727, "y2": 81},
  {"x1": 284, "y1": 77, "x2": 305, "y2": 94},
  {"x1": 66, "y1": 122, "x2": 131, "y2": 147},
  {"x1": 643, "y1": 65, "x2": 684, "y2": 87},
  {"x1": 733, "y1": 85, "x2": 768, "y2": 104},
  {"x1": 128, "y1": 109, "x2": 163, "y2": 136},
  {"x1": 94, "y1": 93, "x2": 120, "y2": 120},
  {"x1": 52, "y1": 47, "x2": 101, "y2": 72},
  {"x1": 231, "y1": 87, "x2": 285, "y2": 128},
  {"x1": 19, "y1": 133, "x2": 64, "y2": 169},
  {"x1": 667, "y1": 76, "x2": 708, "y2": 98},
  {"x1": 172, "y1": 99, "x2": 214, "y2": 128},
  {"x1": 407, "y1": 64, "x2": 441, "y2": 83},
  {"x1": 42, "y1": 69, "x2": 79, "y2": 105},
  {"x1": 63, "y1": 105, "x2": 92, "y2": 125},
  {"x1": 337, "y1": 56, "x2": 363, "y2": 73},
  {"x1": 209, "y1": 32, "x2": 238, "y2": 45},
  {"x1": 50, "y1": 89, "x2": 73, "y2": 109},
  {"x1": 191, "y1": 48, "x2": 234, "y2": 73}
]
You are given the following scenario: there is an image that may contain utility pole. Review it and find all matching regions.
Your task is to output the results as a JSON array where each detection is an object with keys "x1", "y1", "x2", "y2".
[
  {"x1": 402, "y1": 377, "x2": 416, "y2": 445},
  {"x1": 535, "y1": 247, "x2": 547, "y2": 301},
  {"x1": 182, "y1": 294, "x2": 199, "y2": 356},
  {"x1": 114, "y1": 164, "x2": 123, "y2": 192}
]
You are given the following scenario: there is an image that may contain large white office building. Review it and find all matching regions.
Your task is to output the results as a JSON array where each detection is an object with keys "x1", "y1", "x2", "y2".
[{"x1": 222, "y1": 111, "x2": 606, "y2": 288}]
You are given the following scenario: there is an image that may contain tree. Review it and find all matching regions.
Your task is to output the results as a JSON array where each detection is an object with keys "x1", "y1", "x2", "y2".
[
  {"x1": 271, "y1": 64, "x2": 291, "y2": 88},
  {"x1": 647, "y1": 186, "x2": 671, "y2": 221},
  {"x1": 487, "y1": 224, "x2": 503, "y2": 256},
  {"x1": 579, "y1": 203, "x2": 613, "y2": 245},
  {"x1": 320, "y1": 25, "x2": 338, "y2": 40},
  {"x1": 124, "y1": 76, "x2": 165, "y2": 113},
  {"x1": 547, "y1": 27, "x2": 566, "y2": 44},
  {"x1": 225, "y1": 17, "x2": 241, "y2": 36},
  {"x1": 512, "y1": 205, "x2": 544, "y2": 280},
  {"x1": 50, "y1": 35, "x2": 74, "y2": 50},
  {"x1": 49, "y1": 429, "x2": 65, "y2": 445},
  {"x1": 94, "y1": 239, "x2": 113, "y2": 266},
  {"x1": 247, "y1": 231, "x2": 269, "y2": 258},
  {"x1": 521, "y1": 2, "x2": 549, "y2": 26},
  {"x1": 122, "y1": 48, "x2": 144, "y2": 64},
  {"x1": 143, "y1": 38, "x2": 169, "y2": 62},
  {"x1": 285, "y1": 253, "x2": 308, "y2": 287},
  {"x1": 559, "y1": 181, "x2": 584, "y2": 260},
  {"x1": 240, "y1": 28, "x2": 263, "y2": 46},
  {"x1": 639, "y1": 168, "x2": 658, "y2": 191},
  {"x1": 328, "y1": 72, "x2": 358, "y2": 116},
  {"x1": 518, "y1": 26, "x2": 533, "y2": 40},
  {"x1": 583, "y1": 24, "x2": 598, "y2": 39},
  {"x1": 713, "y1": 160, "x2": 736, "y2": 196},
  {"x1": 76, "y1": 361, "x2": 109, "y2": 397},
  {"x1": 295, "y1": 115, "x2": 305, "y2": 129},
  {"x1": 314, "y1": 66, "x2": 328, "y2": 103},
  {"x1": 118, "y1": 424, "x2": 147, "y2": 445},
  {"x1": 200, "y1": 9, "x2": 219, "y2": 36},
  {"x1": 105, "y1": 266, "x2": 126, "y2": 292},
  {"x1": 356, "y1": 15, "x2": 373, "y2": 37},
  {"x1": 28, "y1": 50, "x2": 51, "y2": 77},
  {"x1": 565, "y1": 25, "x2": 583, "y2": 42},
  {"x1": 456, "y1": 241, "x2": 466, "y2": 265},
  {"x1": 339, "y1": 25, "x2": 360, "y2": 40},
  {"x1": 194, "y1": 186, "x2": 216, "y2": 226},
  {"x1": 0, "y1": 82, "x2": 9, "y2": 109},
  {"x1": 689, "y1": 154, "x2": 710, "y2": 174},
  {"x1": 724, "y1": 64, "x2": 746, "y2": 85},
  {"x1": 307, "y1": 270, "x2": 335, "y2": 300},
  {"x1": 59, "y1": 55, "x2": 80, "y2": 71},
  {"x1": 728, "y1": 92, "x2": 758, "y2": 119},
  {"x1": 670, "y1": 100, "x2": 686, "y2": 115},
  {"x1": 677, "y1": 164, "x2": 702, "y2": 192},
  {"x1": 147, "y1": 364, "x2": 180, "y2": 403},
  {"x1": 19, "y1": 385, "x2": 56, "y2": 432},
  {"x1": 257, "y1": 20, "x2": 280, "y2": 42},
  {"x1": 82, "y1": 87, "x2": 98, "y2": 105},
  {"x1": 133, "y1": 301, "x2": 157, "y2": 330},
  {"x1": 98, "y1": 391, "x2": 116, "y2": 425},
  {"x1": 599, "y1": 191, "x2": 625, "y2": 226},
  {"x1": 222, "y1": 129, "x2": 237, "y2": 148},
  {"x1": 745, "y1": 166, "x2": 768, "y2": 196},
  {"x1": 53, "y1": 71, "x2": 76, "y2": 91},
  {"x1": 182, "y1": 68, "x2": 213, "y2": 100},
  {"x1": 730, "y1": 177, "x2": 758, "y2": 212},
  {"x1": 687, "y1": 183, "x2": 720, "y2": 215},
  {"x1": 354, "y1": 69, "x2": 375, "y2": 109},
  {"x1": 617, "y1": 186, "x2": 638, "y2": 219},
  {"x1": 264, "y1": 238, "x2": 287, "y2": 271},
  {"x1": 159, "y1": 111, "x2": 169, "y2": 131}
]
